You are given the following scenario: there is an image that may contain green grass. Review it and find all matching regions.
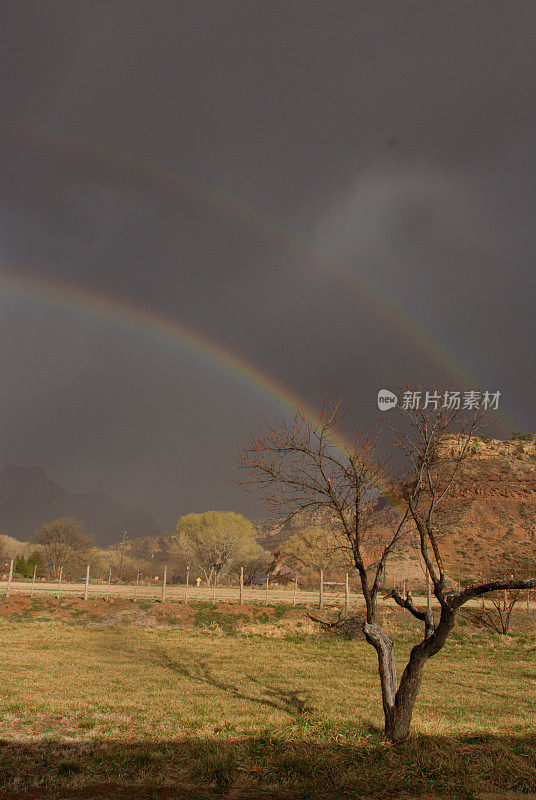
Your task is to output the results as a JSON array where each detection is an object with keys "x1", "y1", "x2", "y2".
[
  {"x1": 0, "y1": 606, "x2": 535, "y2": 796},
  {"x1": 192, "y1": 604, "x2": 249, "y2": 634}
]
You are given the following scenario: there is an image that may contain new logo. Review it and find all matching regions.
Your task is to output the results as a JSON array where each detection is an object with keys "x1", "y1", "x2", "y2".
[{"x1": 377, "y1": 389, "x2": 398, "y2": 411}]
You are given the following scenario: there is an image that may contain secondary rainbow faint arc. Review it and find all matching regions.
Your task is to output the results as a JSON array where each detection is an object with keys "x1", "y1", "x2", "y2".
[
  {"x1": 0, "y1": 267, "x2": 399, "y2": 508},
  {"x1": 0, "y1": 121, "x2": 499, "y2": 399}
]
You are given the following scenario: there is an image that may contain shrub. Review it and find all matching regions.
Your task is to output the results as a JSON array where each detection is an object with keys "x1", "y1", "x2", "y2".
[{"x1": 14, "y1": 551, "x2": 44, "y2": 578}]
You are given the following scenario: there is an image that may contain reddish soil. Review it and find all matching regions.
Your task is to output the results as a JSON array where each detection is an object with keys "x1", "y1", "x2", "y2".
[
  {"x1": 0, "y1": 597, "x2": 300, "y2": 627},
  {"x1": 0, "y1": 596, "x2": 195, "y2": 621}
]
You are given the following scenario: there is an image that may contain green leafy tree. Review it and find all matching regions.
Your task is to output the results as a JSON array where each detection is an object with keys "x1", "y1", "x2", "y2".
[
  {"x1": 14, "y1": 550, "x2": 44, "y2": 578},
  {"x1": 176, "y1": 511, "x2": 261, "y2": 586}
]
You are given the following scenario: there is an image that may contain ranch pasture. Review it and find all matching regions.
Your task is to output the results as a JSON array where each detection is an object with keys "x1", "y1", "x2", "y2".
[{"x1": 0, "y1": 594, "x2": 535, "y2": 799}]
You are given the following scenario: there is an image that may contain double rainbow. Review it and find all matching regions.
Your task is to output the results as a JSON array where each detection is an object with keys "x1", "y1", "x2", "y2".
[{"x1": 0, "y1": 120, "x2": 513, "y2": 498}]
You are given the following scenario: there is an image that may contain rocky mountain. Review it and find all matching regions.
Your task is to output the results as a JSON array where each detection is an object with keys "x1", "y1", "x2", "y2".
[
  {"x1": 0, "y1": 465, "x2": 160, "y2": 545},
  {"x1": 267, "y1": 433, "x2": 536, "y2": 584},
  {"x1": 428, "y1": 433, "x2": 536, "y2": 579}
]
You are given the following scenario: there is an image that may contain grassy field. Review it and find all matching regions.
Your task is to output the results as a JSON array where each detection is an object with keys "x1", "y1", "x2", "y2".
[{"x1": 0, "y1": 598, "x2": 535, "y2": 798}]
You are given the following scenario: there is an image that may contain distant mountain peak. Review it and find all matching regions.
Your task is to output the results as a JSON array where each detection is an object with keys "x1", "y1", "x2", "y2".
[
  {"x1": 0, "y1": 465, "x2": 159, "y2": 545},
  {"x1": 2, "y1": 463, "x2": 60, "y2": 482}
]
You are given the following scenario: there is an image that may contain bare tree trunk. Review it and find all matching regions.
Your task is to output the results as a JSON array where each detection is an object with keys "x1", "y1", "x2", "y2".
[
  {"x1": 360, "y1": 637, "x2": 431, "y2": 743},
  {"x1": 364, "y1": 606, "x2": 455, "y2": 743},
  {"x1": 363, "y1": 622, "x2": 417, "y2": 743},
  {"x1": 362, "y1": 626, "x2": 420, "y2": 743},
  {"x1": 362, "y1": 623, "x2": 400, "y2": 737},
  {"x1": 384, "y1": 651, "x2": 427, "y2": 742}
]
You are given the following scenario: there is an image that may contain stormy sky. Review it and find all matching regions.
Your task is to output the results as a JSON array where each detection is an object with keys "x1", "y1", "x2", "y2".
[{"x1": 1, "y1": 2, "x2": 535, "y2": 532}]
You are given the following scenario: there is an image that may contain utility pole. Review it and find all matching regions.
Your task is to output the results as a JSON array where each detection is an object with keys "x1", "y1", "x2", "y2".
[
  {"x1": 6, "y1": 559, "x2": 13, "y2": 598},
  {"x1": 119, "y1": 530, "x2": 128, "y2": 581}
]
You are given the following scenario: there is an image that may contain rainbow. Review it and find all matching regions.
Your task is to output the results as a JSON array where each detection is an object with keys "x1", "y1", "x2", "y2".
[
  {"x1": 0, "y1": 120, "x2": 507, "y2": 414},
  {"x1": 1, "y1": 267, "x2": 515, "y2": 509},
  {"x1": 0, "y1": 268, "x2": 311, "y2": 415},
  {"x1": 1, "y1": 268, "x2": 398, "y2": 493}
]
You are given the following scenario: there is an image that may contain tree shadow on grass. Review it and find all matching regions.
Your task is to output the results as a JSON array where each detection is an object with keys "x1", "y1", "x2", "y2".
[
  {"x1": 154, "y1": 646, "x2": 312, "y2": 717},
  {"x1": 0, "y1": 732, "x2": 535, "y2": 799}
]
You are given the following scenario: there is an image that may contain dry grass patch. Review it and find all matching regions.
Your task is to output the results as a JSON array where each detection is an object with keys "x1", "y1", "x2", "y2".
[{"x1": 0, "y1": 602, "x2": 535, "y2": 796}]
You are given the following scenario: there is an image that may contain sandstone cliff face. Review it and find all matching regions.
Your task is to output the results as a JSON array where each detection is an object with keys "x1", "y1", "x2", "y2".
[
  {"x1": 438, "y1": 434, "x2": 536, "y2": 500},
  {"x1": 267, "y1": 434, "x2": 536, "y2": 582},
  {"x1": 255, "y1": 509, "x2": 332, "y2": 554},
  {"x1": 423, "y1": 433, "x2": 536, "y2": 578}
]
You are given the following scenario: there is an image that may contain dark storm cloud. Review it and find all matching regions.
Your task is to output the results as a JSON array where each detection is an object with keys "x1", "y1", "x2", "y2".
[{"x1": 0, "y1": 2, "x2": 535, "y2": 534}]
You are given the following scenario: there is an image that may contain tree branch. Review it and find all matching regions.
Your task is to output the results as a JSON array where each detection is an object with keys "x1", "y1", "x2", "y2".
[
  {"x1": 389, "y1": 588, "x2": 435, "y2": 638},
  {"x1": 452, "y1": 578, "x2": 536, "y2": 610}
]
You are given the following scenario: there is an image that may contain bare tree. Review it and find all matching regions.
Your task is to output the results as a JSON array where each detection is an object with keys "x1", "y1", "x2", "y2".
[
  {"x1": 229, "y1": 549, "x2": 272, "y2": 586},
  {"x1": 35, "y1": 517, "x2": 94, "y2": 579},
  {"x1": 278, "y1": 525, "x2": 353, "y2": 578},
  {"x1": 236, "y1": 395, "x2": 536, "y2": 743},
  {"x1": 468, "y1": 589, "x2": 522, "y2": 635}
]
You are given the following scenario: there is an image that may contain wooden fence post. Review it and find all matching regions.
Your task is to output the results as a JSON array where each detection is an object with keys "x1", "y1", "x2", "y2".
[
  {"x1": 31, "y1": 563, "x2": 37, "y2": 598},
  {"x1": 212, "y1": 574, "x2": 217, "y2": 604},
  {"x1": 265, "y1": 575, "x2": 269, "y2": 606},
  {"x1": 6, "y1": 559, "x2": 13, "y2": 598},
  {"x1": 56, "y1": 566, "x2": 63, "y2": 601},
  {"x1": 134, "y1": 570, "x2": 140, "y2": 602},
  {"x1": 293, "y1": 574, "x2": 297, "y2": 606},
  {"x1": 162, "y1": 566, "x2": 167, "y2": 603},
  {"x1": 185, "y1": 566, "x2": 189, "y2": 604},
  {"x1": 106, "y1": 568, "x2": 111, "y2": 601},
  {"x1": 345, "y1": 572, "x2": 349, "y2": 611},
  {"x1": 319, "y1": 571, "x2": 324, "y2": 609},
  {"x1": 239, "y1": 566, "x2": 243, "y2": 606},
  {"x1": 84, "y1": 564, "x2": 90, "y2": 601}
]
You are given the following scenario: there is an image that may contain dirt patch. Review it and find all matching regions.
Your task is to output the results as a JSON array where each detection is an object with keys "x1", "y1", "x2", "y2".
[
  {"x1": 0, "y1": 597, "x2": 194, "y2": 625},
  {"x1": 0, "y1": 597, "x2": 305, "y2": 632}
]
